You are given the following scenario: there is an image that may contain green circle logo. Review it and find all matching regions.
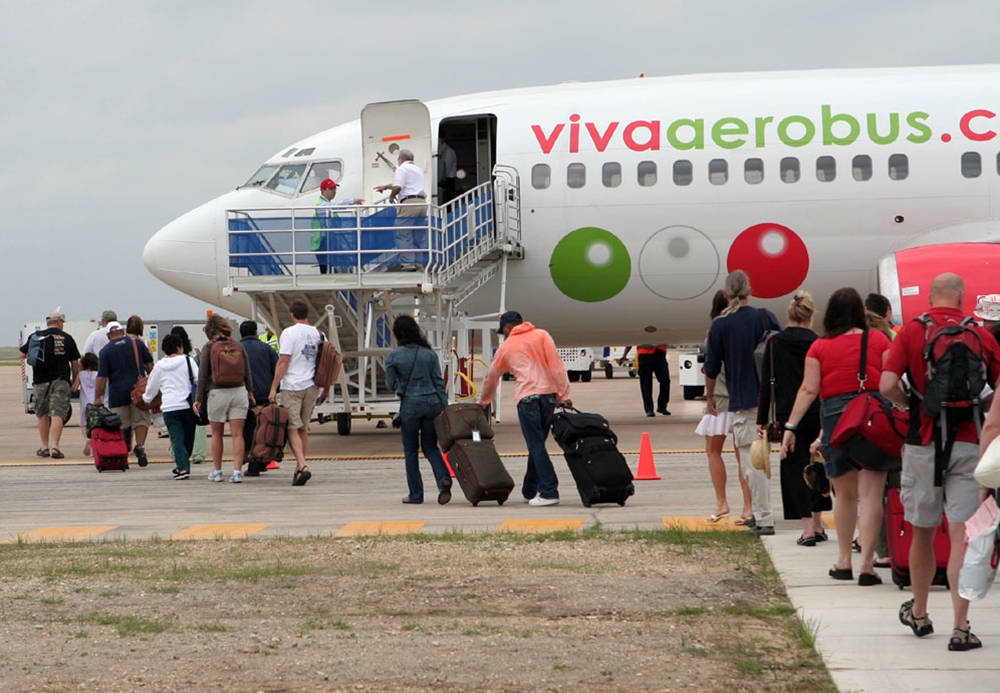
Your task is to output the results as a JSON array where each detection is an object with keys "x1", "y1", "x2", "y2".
[{"x1": 549, "y1": 227, "x2": 631, "y2": 302}]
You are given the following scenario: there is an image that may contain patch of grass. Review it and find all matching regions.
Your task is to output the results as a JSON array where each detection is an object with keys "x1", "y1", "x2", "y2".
[
  {"x1": 40, "y1": 597, "x2": 64, "y2": 605},
  {"x1": 74, "y1": 630, "x2": 88, "y2": 639},
  {"x1": 151, "y1": 585, "x2": 180, "y2": 594},
  {"x1": 197, "y1": 623, "x2": 227, "y2": 632},
  {"x1": 220, "y1": 562, "x2": 313, "y2": 582},
  {"x1": 796, "y1": 616, "x2": 819, "y2": 649},
  {"x1": 44, "y1": 563, "x2": 96, "y2": 578},
  {"x1": 553, "y1": 662, "x2": 569, "y2": 671},
  {"x1": 402, "y1": 623, "x2": 424, "y2": 632},
  {"x1": 674, "y1": 605, "x2": 707, "y2": 616},
  {"x1": 683, "y1": 646, "x2": 709, "y2": 657},
  {"x1": 98, "y1": 590, "x2": 122, "y2": 598},
  {"x1": 80, "y1": 613, "x2": 170, "y2": 637},
  {"x1": 734, "y1": 657, "x2": 764, "y2": 676},
  {"x1": 331, "y1": 619, "x2": 352, "y2": 631},
  {"x1": 724, "y1": 604, "x2": 795, "y2": 619},
  {"x1": 462, "y1": 628, "x2": 483, "y2": 636}
]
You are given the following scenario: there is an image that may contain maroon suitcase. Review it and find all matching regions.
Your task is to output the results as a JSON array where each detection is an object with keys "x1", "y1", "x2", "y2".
[
  {"x1": 92, "y1": 427, "x2": 129, "y2": 472},
  {"x1": 884, "y1": 488, "x2": 950, "y2": 589}
]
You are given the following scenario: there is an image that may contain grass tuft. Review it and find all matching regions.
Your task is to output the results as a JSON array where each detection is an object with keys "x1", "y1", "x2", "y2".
[{"x1": 81, "y1": 613, "x2": 170, "y2": 637}]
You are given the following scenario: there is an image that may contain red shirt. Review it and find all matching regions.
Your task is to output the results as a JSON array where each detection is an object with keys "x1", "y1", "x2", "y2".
[
  {"x1": 806, "y1": 330, "x2": 892, "y2": 400},
  {"x1": 884, "y1": 306, "x2": 1000, "y2": 445}
]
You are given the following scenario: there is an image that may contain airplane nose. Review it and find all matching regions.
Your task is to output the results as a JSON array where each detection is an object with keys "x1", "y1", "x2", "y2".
[{"x1": 144, "y1": 197, "x2": 224, "y2": 303}]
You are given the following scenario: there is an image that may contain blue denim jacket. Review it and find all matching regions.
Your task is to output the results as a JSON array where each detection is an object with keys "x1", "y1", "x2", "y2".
[{"x1": 386, "y1": 344, "x2": 446, "y2": 400}]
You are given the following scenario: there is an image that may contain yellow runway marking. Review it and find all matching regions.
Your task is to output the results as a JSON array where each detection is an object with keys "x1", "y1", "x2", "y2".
[
  {"x1": 334, "y1": 521, "x2": 427, "y2": 537},
  {"x1": 1, "y1": 525, "x2": 118, "y2": 544},
  {"x1": 662, "y1": 516, "x2": 745, "y2": 532},
  {"x1": 497, "y1": 518, "x2": 585, "y2": 534},
  {"x1": 170, "y1": 523, "x2": 271, "y2": 541}
]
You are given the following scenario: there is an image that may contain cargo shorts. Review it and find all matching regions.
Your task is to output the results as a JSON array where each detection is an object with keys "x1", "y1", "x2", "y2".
[
  {"x1": 900, "y1": 442, "x2": 980, "y2": 527},
  {"x1": 280, "y1": 386, "x2": 319, "y2": 430},
  {"x1": 111, "y1": 403, "x2": 154, "y2": 429},
  {"x1": 34, "y1": 380, "x2": 71, "y2": 420},
  {"x1": 207, "y1": 386, "x2": 249, "y2": 423}
]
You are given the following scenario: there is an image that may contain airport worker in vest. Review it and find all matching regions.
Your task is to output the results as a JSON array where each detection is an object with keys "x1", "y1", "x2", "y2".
[
  {"x1": 478, "y1": 311, "x2": 572, "y2": 506},
  {"x1": 312, "y1": 178, "x2": 363, "y2": 274},
  {"x1": 374, "y1": 148, "x2": 426, "y2": 270},
  {"x1": 259, "y1": 327, "x2": 279, "y2": 353}
]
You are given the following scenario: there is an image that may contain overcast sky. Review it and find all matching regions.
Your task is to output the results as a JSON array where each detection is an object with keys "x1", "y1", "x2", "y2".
[{"x1": 2, "y1": 1, "x2": 998, "y2": 343}]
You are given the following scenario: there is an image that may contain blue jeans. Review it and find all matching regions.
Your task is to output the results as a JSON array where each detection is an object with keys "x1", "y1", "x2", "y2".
[
  {"x1": 517, "y1": 394, "x2": 559, "y2": 499},
  {"x1": 400, "y1": 393, "x2": 450, "y2": 501},
  {"x1": 163, "y1": 409, "x2": 196, "y2": 472},
  {"x1": 820, "y1": 392, "x2": 860, "y2": 479}
]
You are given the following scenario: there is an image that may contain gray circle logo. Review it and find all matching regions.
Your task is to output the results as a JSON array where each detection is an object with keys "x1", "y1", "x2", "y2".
[{"x1": 638, "y1": 225, "x2": 720, "y2": 300}]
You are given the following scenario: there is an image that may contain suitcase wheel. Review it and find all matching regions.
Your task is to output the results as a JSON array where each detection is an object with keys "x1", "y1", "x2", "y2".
[
  {"x1": 97, "y1": 468, "x2": 103, "y2": 473},
  {"x1": 497, "y1": 499, "x2": 505, "y2": 506},
  {"x1": 617, "y1": 500, "x2": 626, "y2": 506},
  {"x1": 582, "y1": 500, "x2": 593, "y2": 508},
  {"x1": 472, "y1": 501, "x2": 479, "y2": 507}
]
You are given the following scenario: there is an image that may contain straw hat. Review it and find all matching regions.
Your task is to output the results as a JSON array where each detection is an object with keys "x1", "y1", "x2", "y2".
[
  {"x1": 750, "y1": 436, "x2": 771, "y2": 479},
  {"x1": 975, "y1": 436, "x2": 1000, "y2": 488}
]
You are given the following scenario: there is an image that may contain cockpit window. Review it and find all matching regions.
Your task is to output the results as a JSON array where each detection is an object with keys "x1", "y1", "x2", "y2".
[
  {"x1": 294, "y1": 147, "x2": 316, "y2": 157},
  {"x1": 242, "y1": 164, "x2": 278, "y2": 188},
  {"x1": 302, "y1": 161, "x2": 344, "y2": 194},
  {"x1": 265, "y1": 164, "x2": 307, "y2": 195}
]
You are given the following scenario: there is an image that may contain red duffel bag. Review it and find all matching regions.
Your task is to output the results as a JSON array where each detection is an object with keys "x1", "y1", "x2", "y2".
[{"x1": 830, "y1": 391, "x2": 907, "y2": 472}]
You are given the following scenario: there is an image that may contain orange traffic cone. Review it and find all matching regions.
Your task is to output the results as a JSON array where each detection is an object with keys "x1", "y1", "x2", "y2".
[
  {"x1": 266, "y1": 460, "x2": 281, "y2": 470},
  {"x1": 442, "y1": 451, "x2": 456, "y2": 478},
  {"x1": 634, "y1": 432, "x2": 661, "y2": 480}
]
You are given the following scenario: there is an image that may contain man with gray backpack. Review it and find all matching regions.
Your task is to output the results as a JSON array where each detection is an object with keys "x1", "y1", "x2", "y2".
[{"x1": 20, "y1": 311, "x2": 80, "y2": 459}]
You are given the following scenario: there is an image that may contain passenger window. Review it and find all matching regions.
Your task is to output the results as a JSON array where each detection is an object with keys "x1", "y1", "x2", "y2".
[
  {"x1": 637, "y1": 161, "x2": 657, "y2": 186},
  {"x1": 888, "y1": 154, "x2": 909, "y2": 180},
  {"x1": 852, "y1": 155, "x2": 872, "y2": 181},
  {"x1": 780, "y1": 157, "x2": 800, "y2": 183},
  {"x1": 744, "y1": 158, "x2": 764, "y2": 184},
  {"x1": 602, "y1": 162, "x2": 622, "y2": 188},
  {"x1": 708, "y1": 159, "x2": 728, "y2": 185},
  {"x1": 567, "y1": 163, "x2": 586, "y2": 189},
  {"x1": 816, "y1": 156, "x2": 836, "y2": 182},
  {"x1": 962, "y1": 152, "x2": 982, "y2": 178},
  {"x1": 531, "y1": 164, "x2": 551, "y2": 189},
  {"x1": 673, "y1": 160, "x2": 693, "y2": 186},
  {"x1": 294, "y1": 147, "x2": 316, "y2": 157},
  {"x1": 242, "y1": 164, "x2": 278, "y2": 188},
  {"x1": 301, "y1": 161, "x2": 344, "y2": 193}
]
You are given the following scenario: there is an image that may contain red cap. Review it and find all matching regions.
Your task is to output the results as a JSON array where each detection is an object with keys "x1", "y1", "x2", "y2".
[{"x1": 320, "y1": 178, "x2": 339, "y2": 190}]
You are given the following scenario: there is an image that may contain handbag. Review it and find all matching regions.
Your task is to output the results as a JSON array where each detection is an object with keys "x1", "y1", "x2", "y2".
[
  {"x1": 829, "y1": 330, "x2": 906, "y2": 472},
  {"x1": 764, "y1": 334, "x2": 783, "y2": 443},
  {"x1": 391, "y1": 347, "x2": 421, "y2": 429},
  {"x1": 802, "y1": 451, "x2": 831, "y2": 497},
  {"x1": 974, "y1": 436, "x2": 1000, "y2": 488},
  {"x1": 130, "y1": 338, "x2": 161, "y2": 412}
]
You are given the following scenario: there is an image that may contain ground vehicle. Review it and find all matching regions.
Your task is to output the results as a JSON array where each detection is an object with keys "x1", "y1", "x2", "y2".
[
  {"x1": 677, "y1": 347, "x2": 706, "y2": 400},
  {"x1": 595, "y1": 346, "x2": 637, "y2": 379},
  {"x1": 558, "y1": 347, "x2": 595, "y2": 382}
]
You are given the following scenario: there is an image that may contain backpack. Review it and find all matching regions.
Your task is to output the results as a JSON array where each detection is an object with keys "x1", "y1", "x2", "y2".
[
  {"x1": 209, "y1": 338, "x2": 246, "y2": 387},
  {"x1": 314, "y1": 334, "x2": 342, "y2": 389},
  {"x1": 753, "y1": 308, "x2": 780, "y2": 384},
  {"x1": 915, "y1": 313, "x2": 988, "y2": 485},
  {"x1": 26, "y1": 331, "x2": 48, "y2": 367}
]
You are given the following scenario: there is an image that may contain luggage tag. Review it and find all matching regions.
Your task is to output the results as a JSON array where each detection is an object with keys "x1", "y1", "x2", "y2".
[{"x1": 472, "y1": 429, "x2": 482, "y2": 443}]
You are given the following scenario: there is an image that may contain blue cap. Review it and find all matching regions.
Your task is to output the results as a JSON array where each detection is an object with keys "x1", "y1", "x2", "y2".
[{"x1": 498, "y1": 310, "x2": 523, "y2": 332}]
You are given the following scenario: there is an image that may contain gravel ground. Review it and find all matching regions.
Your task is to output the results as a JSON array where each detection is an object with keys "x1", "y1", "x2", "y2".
[{"x1": 0, "y1": 531, "x2": 834, "y2": 692}]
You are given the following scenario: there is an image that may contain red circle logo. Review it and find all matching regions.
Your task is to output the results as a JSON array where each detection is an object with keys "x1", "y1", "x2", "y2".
[{"x1": 726, "y1": 223, "x2": 809, "y2": 299}]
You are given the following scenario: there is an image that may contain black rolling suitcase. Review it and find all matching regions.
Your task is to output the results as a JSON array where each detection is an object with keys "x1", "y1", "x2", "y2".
[
  {"x1": 447, "y1": 438, "x2": 514, "y2": 506},
  {"x1": 562, "y1": 436, "x2": 635, "y2": 507}
]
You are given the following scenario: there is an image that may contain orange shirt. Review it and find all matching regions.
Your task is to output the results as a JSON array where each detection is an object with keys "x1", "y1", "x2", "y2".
[{"x1": 478, "y1": 322, "x2": 571, "y2": 405}]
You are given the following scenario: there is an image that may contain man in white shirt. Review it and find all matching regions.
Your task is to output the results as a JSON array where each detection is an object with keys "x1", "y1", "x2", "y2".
[
  {"x1": 374, "y1": 148, "x2": 426, "y2": 269},
  {"x1": 268, "y1": 299, "x2": 322, "y2": 486},
  {"x1": 82, "y1": 310, "x2": 117, "y2": 356}
]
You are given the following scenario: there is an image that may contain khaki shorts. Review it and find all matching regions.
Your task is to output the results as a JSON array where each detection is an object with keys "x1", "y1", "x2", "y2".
[
  {"x1": 901, "y1": 442, "x2": 980, "y2": 527},
  {"x1": 35, "y1": 380, "x2": 71, "y2": 420},
  {"x1": 280, "y1": 386, "x2": 319, "y2": 430},
  {"x1": 111, "y1": 403, "x2": 153, "y2": 429},
  {"x1": 207, "y1": 387, "x2": 249, "y2": 423},
  {"x1": 731, "y1": 408, "x2": 759, "y2": 449}
]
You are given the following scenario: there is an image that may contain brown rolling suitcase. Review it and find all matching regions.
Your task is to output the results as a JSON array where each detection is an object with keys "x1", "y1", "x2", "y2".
[
  {"x1": 435, "y1": 403, "x2": 494, "y2": 452},
  {"x1": 447, "y1": 438, "x2": 513, "y2": 506}
]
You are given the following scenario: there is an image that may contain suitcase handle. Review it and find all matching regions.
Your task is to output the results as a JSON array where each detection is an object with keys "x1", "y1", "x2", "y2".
[{"x1": 558, "y1": 405, "x2": 580, "y2": 413}]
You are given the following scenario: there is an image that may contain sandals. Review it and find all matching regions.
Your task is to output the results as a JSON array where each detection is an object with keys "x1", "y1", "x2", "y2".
[
  {"x1": 899, "y1": 599, "x2": 934, "y2": 637},
  {"x1": 948, "y1": 624, "x2": 982, "y2": 651},
  {"x1": 49, "y1": 448, "x2": 64, "y2": 459},
  {"x1": 796, "y1": 534, "x2": 817, "y2": 547},
  {"x1": 36, "y1": 448, "x2": 49, "y2": 457},
  {"x1": 292, "y1": 466, "x2": 312, "y2": 486},
  {"x1": 735, "y1": 516, "x2": 755, "y2": 527},
  {"x1": 815, "y1": 529, "x2": 828, "y2": 542},
  {"x1": 858, "y1": 572, "x2": 882, "y2": 586},
  {"x1": 829, "y1": 566, "x2": 853, "y2": 580},
  {"x1": 706, "y1": 511, "x2": 730, "y2": 523}
]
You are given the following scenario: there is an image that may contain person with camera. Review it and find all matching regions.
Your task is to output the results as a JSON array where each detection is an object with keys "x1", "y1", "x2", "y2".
[{"x1": 385, "y1": 315, "x2": 452, "y2": 505}]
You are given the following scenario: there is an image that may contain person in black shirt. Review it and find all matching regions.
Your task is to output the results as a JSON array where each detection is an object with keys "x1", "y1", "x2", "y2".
[
  {"x1": 20, "y1": 311, "x2": 80, "y2": 459},
  {"x1": 239, "y1": 320, "x2": 279, "y2": 475},
  {"x1": 757, "y1": 291, "x2": 831, "y2": 545}
]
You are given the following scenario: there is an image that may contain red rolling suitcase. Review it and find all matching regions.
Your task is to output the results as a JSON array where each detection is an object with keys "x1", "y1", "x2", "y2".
[
  {"x1": 884, "y1": 487, "x2": 950, "y2": 589},
  {"x1": 92, "y1": 427, "x2": 129, "y2": 472}
]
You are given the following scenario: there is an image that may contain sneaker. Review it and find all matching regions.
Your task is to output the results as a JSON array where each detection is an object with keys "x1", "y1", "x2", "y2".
[
  {"x1": 528, "y1": 494, "x2": 559, "y2": 507},
  {"x1": 134, "y1": 445, "x2": 148, "y2": 467},
  {"x1": 437, "y1": 479, "x2": 452, "y2": 505},
  {"x1": 171, "y1": 467, "x2": 182, "y2": 477},
  {"x1": 191, "y1": 457, "x2": 204, "y2": 465},
  {"x1": 173, "y1": 471, "x2": 190, "y2": 480},
  {"x1": 207, "y1": 470, "x2": 224, "y2": 482},
  {"x1": 229, "y1": 470, "x2": 243, "y2": 483}
]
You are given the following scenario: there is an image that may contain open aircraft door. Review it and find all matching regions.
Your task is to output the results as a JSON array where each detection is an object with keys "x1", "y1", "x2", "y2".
[{"x1": 361, "y1": 100, "x2": 433, "y2": 201}]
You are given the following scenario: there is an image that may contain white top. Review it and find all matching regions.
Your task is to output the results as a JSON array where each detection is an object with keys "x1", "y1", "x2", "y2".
[
  {"x1": 143, "y1": 354, "x2": 199, "y2": 413},
  {"x1": 82, "y1": 328, "x2": 109, "y2": 356},
  {"x1": 279, "y1": 322, "x2": 320, "y2": 391},
  {"x1": 392, "y1": 161, "x2": 426, "y2": 200}
]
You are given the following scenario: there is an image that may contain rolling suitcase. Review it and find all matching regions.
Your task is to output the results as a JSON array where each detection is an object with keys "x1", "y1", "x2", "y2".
[
  {"x1": 92, "y1": 427, "x2": 129, "y2": 472},
  {"x1": 435, "y1": 403, "x2": 494, "y2": 452},
  {"x1": 884, "y1": 487, "x2": 950, "y2": 589},
  {"x1": 447, "y1": 438, "x2": 514, "y2": 506},
  {"x1": 248, "y1": 403, "x2": 289, "y2": 470},
  {"x1": 562, "y1": 436, "x2": 635, "y2": 507},
  {"x1": 551, "y1": 408, "x2": 616, "y2": 448}
]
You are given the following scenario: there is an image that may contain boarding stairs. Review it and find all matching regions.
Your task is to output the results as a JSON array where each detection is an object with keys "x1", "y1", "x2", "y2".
[{"x1": 225, "y1": 168, "x2": 523, "y2": 432}]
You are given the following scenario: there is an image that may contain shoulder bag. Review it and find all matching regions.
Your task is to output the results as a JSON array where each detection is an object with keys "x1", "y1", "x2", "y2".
[
  {"x1": 764, "y1": 334, "x2": 783, "y2": 443},
  {"x1": 130, "y1": 338, "x2": 161, "y2": 412}
]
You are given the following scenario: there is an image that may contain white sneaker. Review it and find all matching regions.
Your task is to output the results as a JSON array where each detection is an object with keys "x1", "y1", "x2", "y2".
[
  {"x1": 229, "y1": 470, "x2": 243, "y2": 484},
  {"x1": 528, "y1": 494, "x2": 559, "y2": 507},
  {"x1": 207, "y1": 470, "x2": 224, "y2": 482}
]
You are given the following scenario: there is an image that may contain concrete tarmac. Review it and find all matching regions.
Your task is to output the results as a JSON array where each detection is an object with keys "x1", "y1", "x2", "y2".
[{"x1": 4, "y1": 365, "x2": 1000, "y2": 691}]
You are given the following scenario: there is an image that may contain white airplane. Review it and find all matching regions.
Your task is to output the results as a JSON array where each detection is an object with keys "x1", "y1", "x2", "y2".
[{"x1": 144, "y1": 64, "x2": 1000, "y2": 346}]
